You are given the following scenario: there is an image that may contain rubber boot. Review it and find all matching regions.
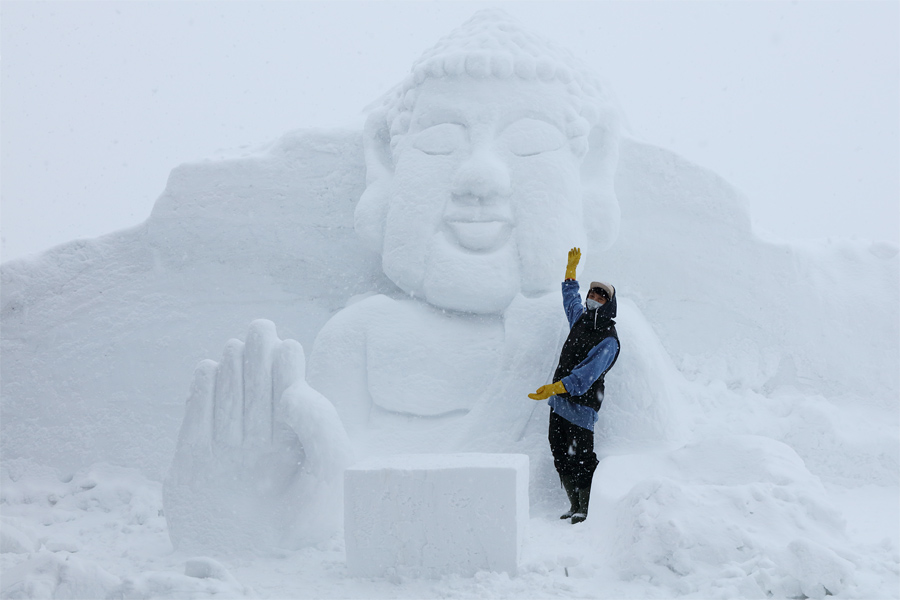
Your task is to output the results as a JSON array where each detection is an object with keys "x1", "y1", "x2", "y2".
[
  {"x1": 570, "y1": 486, "x2": 591, "y2": 524},
  {"x1": 559, "y1": 474, "x2": 578, "y2": 520}
]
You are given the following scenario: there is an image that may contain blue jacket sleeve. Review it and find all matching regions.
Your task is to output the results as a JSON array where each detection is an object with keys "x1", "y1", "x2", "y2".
[
  {"x1": 561, "y1": 337, "x2": 619, "y2": 397},
  {"x1": 562, "y1": 279, "x2": 584, "y2": 329}
]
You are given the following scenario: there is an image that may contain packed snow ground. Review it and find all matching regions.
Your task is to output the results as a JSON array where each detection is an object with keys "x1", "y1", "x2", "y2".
[{"x1": 2, "y1": 379, "x2": 897, "y2": 599}]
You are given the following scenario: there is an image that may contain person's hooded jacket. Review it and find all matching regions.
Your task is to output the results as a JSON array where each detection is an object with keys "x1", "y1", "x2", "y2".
[{"x1": 550, "y1": 279, "x2": 620, "y2": 417}]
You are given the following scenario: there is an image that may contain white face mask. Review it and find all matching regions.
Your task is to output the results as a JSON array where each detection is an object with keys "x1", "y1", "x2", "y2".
[{"x1": 586, "y1": 298, "x2": 602, "y2": 310}]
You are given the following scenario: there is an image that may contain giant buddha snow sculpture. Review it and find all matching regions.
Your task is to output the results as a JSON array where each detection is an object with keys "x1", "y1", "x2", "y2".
[
  {"x1": 354, "y1": 16, "x2": 620, "y2": 315},
  {"x1": 163, "y1": 10, "x2": 665, "y2": 551},
  {"x1": 4, "y1": 7, "x2": 892, "y2": 560},
  {"x1": 313, "y1": 12, "x2": 623, "y2": 424}
]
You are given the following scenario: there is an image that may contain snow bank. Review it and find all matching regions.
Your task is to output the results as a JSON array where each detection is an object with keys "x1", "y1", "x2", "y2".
[
  {"x1": 0, "y1": 461, "x2": 255, "y2": 599},
  {"x1": 597, "y1": 435, "x2": 855, "y2": 597},
  {"x1": 1, "y1": 552, "x2": 121, "y2": 600},
  {"x1": 0, "y1": 552, "x2": 255, "y2": 600},
  {"x1": 603, "y1": 139, "x2": 898, "y2": 408},
  {"x1": 596, "y1": 297, "x2": 690, "y2": 452},
  {"x1": 0, "y1": 522, "x2": 40, "y2": 556}
]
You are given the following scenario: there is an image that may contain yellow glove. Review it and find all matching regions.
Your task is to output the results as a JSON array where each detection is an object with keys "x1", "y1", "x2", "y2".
[
  {"x1": 528, "y1": 380, "x2": 567, "y2": 401},
  {"x1": 565, "y1": 247, "x2": 581, "y2": 280}
]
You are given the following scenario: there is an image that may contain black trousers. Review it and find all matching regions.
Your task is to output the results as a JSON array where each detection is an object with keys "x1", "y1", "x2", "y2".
[{"x1": 548, "y1": 410, "x2": 599, "y2": 490}]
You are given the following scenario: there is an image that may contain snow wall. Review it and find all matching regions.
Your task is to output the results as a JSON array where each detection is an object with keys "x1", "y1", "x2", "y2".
[{"x1": 2, "y1": 130, "x2": 895, "y2": 479}]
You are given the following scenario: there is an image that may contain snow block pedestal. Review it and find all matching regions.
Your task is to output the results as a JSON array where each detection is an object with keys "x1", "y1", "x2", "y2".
[{"x1": 344, "y1": 453, "x2": 529, "y2": 578}]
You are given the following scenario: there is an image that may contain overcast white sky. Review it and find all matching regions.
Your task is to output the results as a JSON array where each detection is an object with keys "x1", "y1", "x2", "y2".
[{"x1": 2, "y1": 1, "x2": 898, "y2": 262}]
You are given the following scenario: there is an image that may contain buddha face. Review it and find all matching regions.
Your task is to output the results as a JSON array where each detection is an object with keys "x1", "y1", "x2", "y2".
[{"x1": 375, "y1": 77, "x2": 593, "y2": 314}]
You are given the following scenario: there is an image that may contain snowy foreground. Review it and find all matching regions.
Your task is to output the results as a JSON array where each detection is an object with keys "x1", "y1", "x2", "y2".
[
  {"x1": 4, "y1": 260, "x2": 898, "y2": 600},
  {"x1": 2, "y1": 380, "x2": 898, "y2": 599}
]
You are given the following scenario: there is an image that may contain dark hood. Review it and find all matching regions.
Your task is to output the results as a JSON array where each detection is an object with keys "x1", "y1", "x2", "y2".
[{"x1": 587, "y1": 286, "x2": 616, "y2": 328}]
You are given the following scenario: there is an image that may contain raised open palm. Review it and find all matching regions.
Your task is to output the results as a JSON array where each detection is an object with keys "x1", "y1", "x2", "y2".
[{"x1": 163, "y1": 319, "x2": 352, "y2": 553}]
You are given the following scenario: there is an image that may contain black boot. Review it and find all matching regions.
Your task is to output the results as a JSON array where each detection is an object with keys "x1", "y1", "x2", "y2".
[
  {"x1": 559, "y1": 474, "x2": 578, "y2": 520},
  {"x1": 570, "y1": 486, "x2": 591, "y2": 524}
]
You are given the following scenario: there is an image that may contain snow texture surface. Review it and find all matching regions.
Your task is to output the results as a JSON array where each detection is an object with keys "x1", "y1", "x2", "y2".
[{"x1": 344, "y1": 453, "x2": 528, "y2": 578}]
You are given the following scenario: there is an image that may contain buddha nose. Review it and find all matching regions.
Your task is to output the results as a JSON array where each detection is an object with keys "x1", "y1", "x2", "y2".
[{"x1": 451, "y1": 148, "x2": 511, "y2": 204}]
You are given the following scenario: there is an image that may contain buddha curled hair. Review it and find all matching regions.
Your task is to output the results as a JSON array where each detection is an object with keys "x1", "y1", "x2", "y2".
[{"x1": 369, "y1": 9, "x2": 623, "y2": 157}]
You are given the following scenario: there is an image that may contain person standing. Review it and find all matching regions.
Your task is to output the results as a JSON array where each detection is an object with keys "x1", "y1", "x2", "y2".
[{"x1": 529, "y1": 247, "x2": 620, "y2": 524}]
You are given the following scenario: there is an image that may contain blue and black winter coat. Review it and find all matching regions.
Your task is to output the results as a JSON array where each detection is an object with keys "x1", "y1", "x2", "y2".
[{"x1": 550, "y1": 280, "x2": 620, "y2": 417}]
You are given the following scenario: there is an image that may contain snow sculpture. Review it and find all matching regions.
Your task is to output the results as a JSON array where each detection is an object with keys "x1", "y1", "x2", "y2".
[
  {"x1": 355, "y1": 9, "x2": 621, "y2": 315},
  {"x1": 163, "y1": 319, "x2": 351, "y2": 551},
  {"x1": 311, "y1": 9, "x2": 624, "y2": 424},
  {"x1": 344, "y1": 453, "x2": 529, "y2": 578},
  {"x1": 164, "y1": 10, "x2": 652, "y2": 551}
]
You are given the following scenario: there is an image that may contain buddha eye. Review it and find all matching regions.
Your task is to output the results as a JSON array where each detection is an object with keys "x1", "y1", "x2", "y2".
[
  {"x1": 501, "y1": 118, "x2": 566, "y2": 157},
  {"x1": 413, "y1": 123, "x2": 466, "y2": 155}
]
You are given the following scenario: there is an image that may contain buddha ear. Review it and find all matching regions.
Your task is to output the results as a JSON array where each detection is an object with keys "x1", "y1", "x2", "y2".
[
  {"x1": 581, "y1": 115, "x2": 621, "y2": 252},
  {"x1": 355, "y1": 108, "x2": 394, "y2": 253}
]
